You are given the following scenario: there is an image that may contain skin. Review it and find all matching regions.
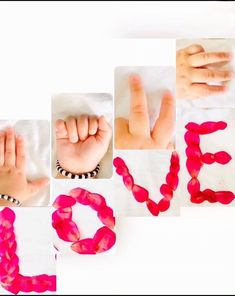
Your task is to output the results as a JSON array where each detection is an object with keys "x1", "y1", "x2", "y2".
[
  {"x1": 176, "y1": 44, "x2": 234, "y2": 100},
  {"x1": 55, "y1": 115, "x2": 112, "y2": 177},
  {"x1": 115, "y1": 74, "x2": 175, "y2": 149},
  {"x1": 0, "y1": 128, "x2": 49, "y2": 207}
]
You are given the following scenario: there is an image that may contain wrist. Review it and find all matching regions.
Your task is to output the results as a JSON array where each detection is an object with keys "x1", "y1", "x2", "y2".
[{"x1": 0, "y1": 194, "x2": 21, "y2": 206}]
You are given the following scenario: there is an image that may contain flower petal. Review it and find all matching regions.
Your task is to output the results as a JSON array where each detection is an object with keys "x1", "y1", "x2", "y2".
[
  {"x1": 146, "y1": 199, "x2": 159, "y2": 216},
  {"x1": 160, "y1": 184, "x2": 173, "y2": 200},
  {"x1": 123, "y1": 175, "x2": 134, "y2": 190},
  {"x1": 52, "y1": 195, "x2": 76, "y2": 209},
  {"x1": 201, "y1": 153, "x2": 215, "y2": 164},
  {"x1": 199, "y1": 121, "x2": 227, "y2": 134},
  {"x1": 185, "y1": 145, "x2": 202, "y2": 158},
  {"x1": 87, "y1": 193, "x2": 106, "y2": 211},
  {"x1": 0, "y1": 207, "x2": 15, "y2": 225},
  {"x1": 55, "y1": 220, "x2": 80, "y2": 242},
  {"x1": 184, "y1": 131, "x2": 200, "y2": 145},
  {"x1": 214, "y1": 191, "x2": 235, "y2": 205},
  {"x1": 113, "y1": 157, "x2": 126, "y2": 168},
  {"x1": 186, "y1": 157, "x2": 202, "y2": 177},
  {"x1": 93, "y1": 226, "x2": 116, "y2": 253},
  {"x1": 69, "y1": 188, "x2": 90, "y2": 205},
  {"x1": 97, "y1": 206, "x2": 115, "y2": 229},
  {"x1": 166, "y1": 172, "x2": 179, "y2": 191},
  {"x1": 185, "y1": 122, "x2": 200, "y2": 132},
  {"x1": 158, "y1": 198, "x2": 170, "y2": 212},
  {"x1": 190, "y1": 194, "x2": 204, "y2": 204},
  {"x1": 187, "y1": 178, "x2": 200, "y2": 195},
  {"x1": 71, "y1": 238, "x2": 96, "y2": 254},
  {"x1": 116, "y1": 166, "x2": 129, "y2": 176},
  {"x1": 132, "y1": 184, "x2": 149, "y2": 203},
  {"x1": 214, "y1": 151, "x2": 232, "y2": 165},
  {"x1": 52, "y1": 207, "x2": 72, "y2": 229},
  {"x1": 202, "y1": 189, "x2": 216, "y2": 203}
]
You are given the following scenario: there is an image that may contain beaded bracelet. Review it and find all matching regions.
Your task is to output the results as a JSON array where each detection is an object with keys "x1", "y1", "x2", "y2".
[
  {"x1": 56, "y1": 160, "x2": 100, "y2": 179},
  {"x1": 0, "y1": 194, "x2": 21, "y2": 206}
]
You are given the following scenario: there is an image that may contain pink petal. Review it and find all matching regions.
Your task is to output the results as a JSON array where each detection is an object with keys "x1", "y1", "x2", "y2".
[
  {"x1": 69, "y1": 187, "x2": 90, "y2": 205},
  {"x1": 132, "y1": 184, "x2": 149, "y2": 203},
  {"x1": 47, "y1": 275, "x2": 57, "y2": 292},
  {"x1": 171, "y1": 151, "x2": 180, "y2": 166},
  {"x1": 185, "y1": 122, "x2": 200, "y2": 132},
  {"x1": 71, "y1": 239, "x2": 96, "y2": 254},
  {"x1": 214, "y1": 151, "x2": 232, "y2": 164},
  {"x1": 166, "y1": 172, "x2": 179, "y2": 191},
  {"x1": 146, "y1": 199, "x2": 159, "y2": 216},
  {"x1": 199, "y1": 121, "x2": 227, "y2": 134},
  {"x1": 55, "y1": 220, "x2": 80, "y2": 242},
  {"x1": 158, "y1": 197, "x2": 170, "y2": 212},
  {"x1": 52, "y1": 207, "x2": 72, "y2": 228},
  {"x1": 187, "y1": 178, "x2": 200, "y2": 195},
  {"x1": 201, "y1": 189, "x2": 216, "y2": 203},
  {"x1": 123, "y1": 175, "x2": 134, "y2": 190},
  {"x1": 18, "y1": 275, "x2": 33, "y2": 293},
  {"x1": 116, "y1": 166, "x2": 129, "y2": 176},
  {"x1": 113, "y1": 157, "x2": 126, "y2": 168},
  {"x1": 185, "y1": 145, "x2": 202, "y2": 158},
  {"x1": 214, "y1": 191, "x2": 235, "y2": 205},
  {"x1": 160, "y1": 184, "x2": 173, "y2": 200},
  {"x1": 0, "y1": 207, "x2": 15, "y2": 224},
  {"x1": 186, "y1": 157, "x2": 202, "y2": 177},
  {"x1": 87, "y1": 193, "x2": 106, "y2": 211},
  {"x1": 93, "y1": 226, "x2": 116, "y2": 253},
  {"x1": 201, "y1": 153, "x2": 215, "y2": 164},
  {"x1": 97, "y1": 206, "x2": 115, "y2": 229},
  {"x1": 184, "y1": 131, "x2": 200, "y2": 145},
  {"x1": 52, "y1": 195, "x2": 76, "y2": 209},
  {"x1": 170, "y1": 163, "x2": 180, "y2": 175},
  {"x1": 190, "y1": 194, "x2": 204, "y2": 204}
]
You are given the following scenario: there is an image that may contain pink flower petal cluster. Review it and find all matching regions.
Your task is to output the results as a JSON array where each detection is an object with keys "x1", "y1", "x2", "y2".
[
  {"x1": 113, "y1": 152, "x2": 180, "y2": 216},
  {"x1": 185, "y1": 121, "x2": 235, "y2": 205},
  {"x1": 52, "y1": 189, "x2": 116, "y2": 254},
  {"x1": 0, "y1": 208, "x2": 56, "y2": 294}
]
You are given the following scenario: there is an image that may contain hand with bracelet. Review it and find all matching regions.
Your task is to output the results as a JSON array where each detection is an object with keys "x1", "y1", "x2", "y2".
[
  {"x1": 55, "y1": 115, "x2": 112, "y2": 179},
  {"x1": 0, "y1": 128, "x2": 49, "y2": 207}
]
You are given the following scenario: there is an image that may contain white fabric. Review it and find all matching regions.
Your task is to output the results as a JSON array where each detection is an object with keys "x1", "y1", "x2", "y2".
[
  {"x1": 176, "y1": 107, "x2": 235, "y2": 207},
  {"x1": 177, "y1": 38, "x2": 235, "y2": 107},
  {"x1": 0, "y1": 207, "x2": 55, "y2": 295},
  {"x1": 52, "y1": 93, "x2": 113, "y2": 179},
  {"x1": 0, "y1": 120, "x2": 50, "y2": 206}
]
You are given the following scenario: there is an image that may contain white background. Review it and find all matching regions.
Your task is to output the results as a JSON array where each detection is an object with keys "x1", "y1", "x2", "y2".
[{"x1": 0, "y1": 1, "x2": 235, "y2": 295}]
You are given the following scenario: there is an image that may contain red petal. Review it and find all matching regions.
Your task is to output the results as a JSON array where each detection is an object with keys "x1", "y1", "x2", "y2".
[
  {"x1": 93, "y1": 226, "x2": 116, "y2": 253},
  {"x1": 116, "y1": 166, "x2": 129, "y2": 176},
  {"x1": 201, "y1": 189, "x2": 216, "y2": 203},
  {"x1": 123, "y1": 175, "x2": 134, "y2": 190},
  {"x1": 97, "y1": 206, "x2": 115, "y2": 229},
  {"x1": 190, "y1": 194, "x2": 204, "y2": 204},
  {"x1": 214, "y1": 151, "x2": 232, "y2": 164},
  {"x1": 132, "y1": 184, "x2": 149, "y2": 203},
  {"x1": 52, "y1": 207, "x2": 72, "y2": 228},
  {"x1": 185, "y1": 145, "x2": 202, "y2": 158},
  {"x1": 47, "y1": 275, "x2": 57, "y2": 292},
  {"x1": 170, "y1": 163, "x2": 180, "y2": 174},
  {"x1": 186, "y1": 157, "x2": 202, "y2": 177},
  {"x1": 171, "y1": 151, "x2": 180, "y2": 166},
  {"x1": 18, "y1": 275, "x2": 33, "y2": 293},
  {"x1": 0, "y1": 207, "x2": 15, "y2": 224},
  {"x1": 113, "y1": 157, "x2": 126, "y2": 168},
  {"x1": 187, "y1": 178, "x2": 200, "y2": 195},
  {"x1": 166, "y1": 172, "x2": 179, "y2": 191},
  {"x1": 87, "y1": 193, "x2": 106, "y2": 211},
  {"x1": 199, "y1": 121, "x2": 227, "y2": 134},
  {"x1": 146, "y1": 199, "x2": 159, "y2": 216},
  {"x1": 201, "y1": 153, "x2": 215, "y2": 164},
  {"x1": 160, "y1": 184, "x2": 173, "y2": 200},
  {"x1": 55, "y1": 220, "x2": 80, "y2": 242},
  {"x1": 158, "y1": 198, "x2": 170, "y2": 212},
  {"x1": 214, "y1": 191, "x2": 235, "y2": 205},
  {"x1": 184, "y1": 131, "x2": 200, "y2": 145},
  {"x1": 71, "y1": 238, "x2": 96, "y2": 254},
  {"x1": 185, "y1": 122, "x2": 200, "y2": 132},
  {"x1": 69, "y1": 188, "x2": 90, "y2": 205},
  {"x1": 52, "y1": 195, "x2": 76, "y2": 209}
]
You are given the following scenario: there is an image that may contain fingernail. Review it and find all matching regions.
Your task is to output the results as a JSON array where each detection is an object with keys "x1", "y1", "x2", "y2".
[{"x1": 129, "y1": 74, "x2": 141, "y2": 84}]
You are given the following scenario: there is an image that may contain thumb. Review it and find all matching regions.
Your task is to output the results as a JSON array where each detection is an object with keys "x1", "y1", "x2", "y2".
[
  {"x1": 96, "y1": 116, "x2": 112, "y2": 144},
  {"x1": 28, "y1": 177, "x2": 49, "y2": 195}
]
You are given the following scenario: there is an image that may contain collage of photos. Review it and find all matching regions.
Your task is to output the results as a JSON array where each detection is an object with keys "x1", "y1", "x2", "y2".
[{"x1": 1, "y1": 38, "x2": 235, "y2": 295}]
